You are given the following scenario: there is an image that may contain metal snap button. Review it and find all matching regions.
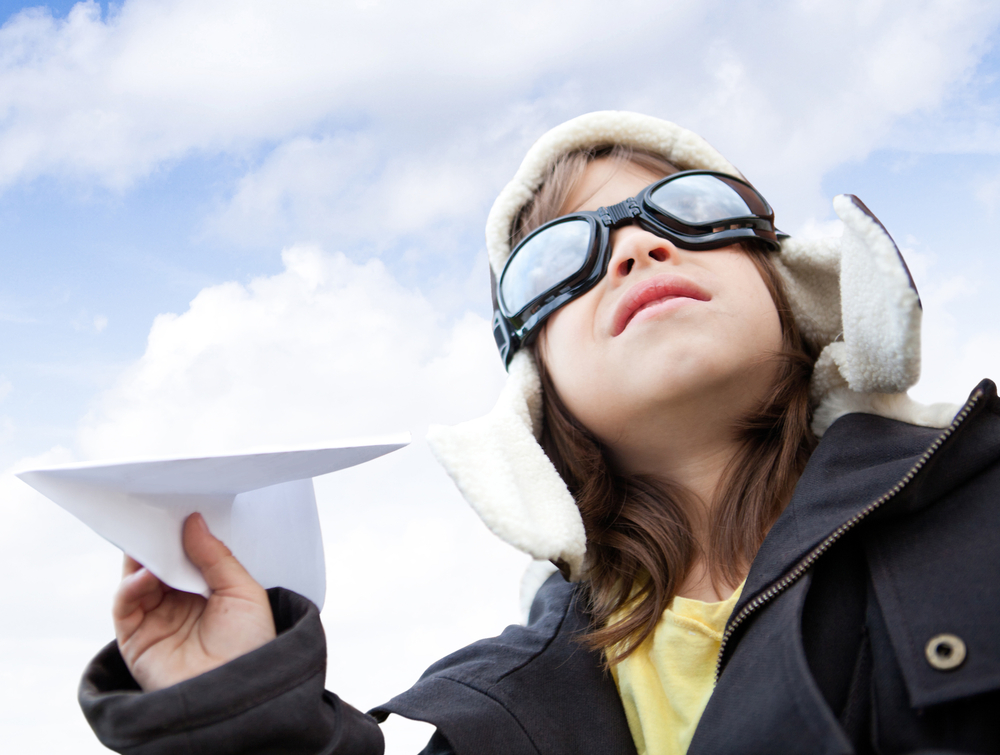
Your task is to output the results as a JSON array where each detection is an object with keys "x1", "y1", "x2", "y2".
[{"x1": 925, "y1": 634, "x2": 966, "y2": 671}]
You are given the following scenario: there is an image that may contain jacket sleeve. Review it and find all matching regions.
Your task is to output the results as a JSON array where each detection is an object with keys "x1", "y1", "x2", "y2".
[{"x1": 78, "y1": 588, "x2": 386, "y2": 755}]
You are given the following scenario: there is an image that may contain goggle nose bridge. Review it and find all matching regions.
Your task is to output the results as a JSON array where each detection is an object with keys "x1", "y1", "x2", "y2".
[{"x1": 597, "y1": 197, "x2": 642, "y2": 227}]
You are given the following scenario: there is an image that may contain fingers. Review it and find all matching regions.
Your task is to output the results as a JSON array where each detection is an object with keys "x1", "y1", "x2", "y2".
[
  {"x1": 122, "y1": 554, "x2": 143, "y2": 578},
  {"x1": 113, "y1": 565, "x2": 166, "y2": 635},
  {"x1": 183, "y1": 513, "x2": 259, "y2": 596}
]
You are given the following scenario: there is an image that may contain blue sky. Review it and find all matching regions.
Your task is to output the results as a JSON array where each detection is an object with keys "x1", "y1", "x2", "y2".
[
  {"x1": 1, "y1": 1, "x2": 999, "y2": 751},
  {"x1": 1, "y1": 3, "x2": 996, "y2": 469}
]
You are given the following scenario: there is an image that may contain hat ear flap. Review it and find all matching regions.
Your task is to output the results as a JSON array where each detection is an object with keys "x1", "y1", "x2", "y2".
[
  {"x1": 832, "y1": 194, "x2": 922, "y2": 394},
  {"x1": 804, "y1": 195, "x2": 959, "y2": 436},
  {"x1": 774, "y1": 192, "x2": 922, "y2": 402},
  {"x1": 426, "y1": 350, "x2": 588, "y2": 579}
]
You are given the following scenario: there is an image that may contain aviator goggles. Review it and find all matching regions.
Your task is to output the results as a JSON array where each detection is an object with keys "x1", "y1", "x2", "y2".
[{"x1": 491, "y1": 170, "x2": 783, "y2": 367}]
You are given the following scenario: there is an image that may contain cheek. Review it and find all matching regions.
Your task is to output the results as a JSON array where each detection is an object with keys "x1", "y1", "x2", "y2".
[
  {"x1": 538, "y1": 288, "x2": 597, "y2": 370},
  {"x1": 537, "y1": 296, "x2": 616, "y2": 428},
  {"x1": 717, "y1": 255, "x2": 785, "y2": 384},
  {"x1": 741, "y1": 264, "x2": 784, "y2": 355},
  {"x1": 539, "y1": 301, "x2": 588, "y2": 391}
]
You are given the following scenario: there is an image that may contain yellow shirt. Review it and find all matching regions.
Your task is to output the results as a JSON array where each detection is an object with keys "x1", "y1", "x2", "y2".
[{"x1": 610, "y1": 582, "x2": 745, "y2": 755}]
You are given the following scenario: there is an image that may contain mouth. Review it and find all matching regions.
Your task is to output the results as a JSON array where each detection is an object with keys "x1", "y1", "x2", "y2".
[{"x1": 612, "y1": 274, "x2": 711, "y2": 336}]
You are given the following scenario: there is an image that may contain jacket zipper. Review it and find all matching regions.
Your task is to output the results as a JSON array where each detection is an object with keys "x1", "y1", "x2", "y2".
[{"x1": 714, "y1": 388, "x2": 985, "y2": 683}]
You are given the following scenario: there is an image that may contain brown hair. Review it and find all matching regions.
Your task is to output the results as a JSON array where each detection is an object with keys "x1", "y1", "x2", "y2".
[{"x1": 514, "y1": 145, "x2": 817, "y2": 661}]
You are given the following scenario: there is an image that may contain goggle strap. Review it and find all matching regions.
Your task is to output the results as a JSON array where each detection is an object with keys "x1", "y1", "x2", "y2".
[
  {"x1": 490, "y1": 267, "x2": 517, "y2": 367},
  {"x1": 490, "y1": 265, "x2": 501, "y2": 311},
  {"x1": 492, "y1": 310, "x2": 514, "y2": 367}
]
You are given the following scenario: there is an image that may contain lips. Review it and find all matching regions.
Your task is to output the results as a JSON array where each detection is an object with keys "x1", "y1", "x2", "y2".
[{"x1": 611, "y1": 275, "x2": 711, "y2": 336}]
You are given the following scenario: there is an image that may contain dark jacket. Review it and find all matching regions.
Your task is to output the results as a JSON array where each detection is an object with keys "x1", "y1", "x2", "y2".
[{"x1": 79, "y1": 380, "x2": 1000, "y2": 754}]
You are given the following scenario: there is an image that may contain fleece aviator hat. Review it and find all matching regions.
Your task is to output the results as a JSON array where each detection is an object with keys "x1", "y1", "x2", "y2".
[{"x1": 426, "y1": 111, "x2": 958, "y2": 581}]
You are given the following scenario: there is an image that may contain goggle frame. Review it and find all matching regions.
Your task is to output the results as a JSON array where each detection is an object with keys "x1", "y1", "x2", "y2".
[{"x1": 492, "y1": 170, "x2": 783, "y2": 368}]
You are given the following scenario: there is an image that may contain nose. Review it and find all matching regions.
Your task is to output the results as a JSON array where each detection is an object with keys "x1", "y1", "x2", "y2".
[{"x1": 607, "y1": 225, "x2": 675, "y2": 280}]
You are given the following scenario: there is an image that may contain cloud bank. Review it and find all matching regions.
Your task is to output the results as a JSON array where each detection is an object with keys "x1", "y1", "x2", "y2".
[
  {"x1": 78, "y1": 245, "x2": 505, "y2": 456},
  {"x1": 2, "y1": 0, "x2": 997, "y2": 234}
]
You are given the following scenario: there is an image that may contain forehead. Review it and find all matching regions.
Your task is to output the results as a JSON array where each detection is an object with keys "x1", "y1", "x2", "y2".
[{"x1": 560, "y1": 158, "x2": 667, "y2": 215}]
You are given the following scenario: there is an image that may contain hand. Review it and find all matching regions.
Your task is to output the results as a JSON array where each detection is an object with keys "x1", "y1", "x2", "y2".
[{"x1": 113, "y1": 512, "x2": 277, "y2": 692}]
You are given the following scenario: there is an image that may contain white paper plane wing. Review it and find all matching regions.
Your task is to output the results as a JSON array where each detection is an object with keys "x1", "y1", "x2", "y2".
[{"x1": 16, "y1": 435, "x2": 410, "y2": 610}]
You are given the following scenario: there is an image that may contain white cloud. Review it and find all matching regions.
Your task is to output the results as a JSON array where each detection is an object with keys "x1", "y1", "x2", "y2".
[
  {"x1": 901, "y1": 238, "x2": 1000, "y2": 404},
  {"x1": 0, "y1": 445, "x2": 119, "y2": 753},
  {"x1": 201, "y1": 0, "x2": 1000, "y2": 248},
  {"x1": 914, "y1": 308, "x2": 1000, "y2": 405},
  {"x1": 668, "y1": 1, "x2": 1000, "y2": 226},
  {"x1": 0, "y1": 0, "x2": 996, "y2": 238},
  {"x1": 206, "y1": 130, "x2": 499, "y2": 254},
  {"x1": 78, "y1": 244, "x2": 506, "y2": 455},
  {"x1": 0, "y1": 0, "x2": 616, "y2": 188}
]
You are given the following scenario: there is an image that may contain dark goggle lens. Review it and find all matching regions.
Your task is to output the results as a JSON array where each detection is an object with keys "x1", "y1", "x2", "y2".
[
  {"x1": 500, "y1": 218, "x2": 592, "y2": 315},
  {"x1": 648, "y1": 174, "x2": 756, "y2": 225}
]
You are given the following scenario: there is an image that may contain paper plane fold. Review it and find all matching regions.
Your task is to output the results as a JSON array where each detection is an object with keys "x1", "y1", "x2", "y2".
[{"x1": 17, "y1": 435, "x2": 410, "y2": 610}]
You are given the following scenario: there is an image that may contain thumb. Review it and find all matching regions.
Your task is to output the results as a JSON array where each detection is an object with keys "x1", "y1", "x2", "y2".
[{"x1": 183, "y1": 513, "x2": 258, "y2": 595}]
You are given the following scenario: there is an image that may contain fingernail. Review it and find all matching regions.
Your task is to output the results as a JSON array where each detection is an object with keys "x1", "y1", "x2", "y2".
[{"x1": 192, "y1": 512, "x2": 208, "y2": 533}]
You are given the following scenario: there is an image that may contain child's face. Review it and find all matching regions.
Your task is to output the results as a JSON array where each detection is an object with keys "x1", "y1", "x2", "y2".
[{"x1": 537, "y1": 158, "x2": 784, "y2": 464}]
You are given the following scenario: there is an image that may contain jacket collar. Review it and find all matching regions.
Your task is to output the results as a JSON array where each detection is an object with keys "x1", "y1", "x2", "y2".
[{"x1": 737, "y1": 379, "x2": 1000, "y2": 618}]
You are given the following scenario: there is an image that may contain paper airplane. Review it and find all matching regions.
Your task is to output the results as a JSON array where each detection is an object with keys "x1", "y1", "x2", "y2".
[{"x1": 16, "y1": 435, "x2": 410, "y2": 610}]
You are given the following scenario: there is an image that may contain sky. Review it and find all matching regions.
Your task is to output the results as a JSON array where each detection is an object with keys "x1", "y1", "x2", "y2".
[{"x1": 0, "y1": 0, "x2": 999, "y2": 751}]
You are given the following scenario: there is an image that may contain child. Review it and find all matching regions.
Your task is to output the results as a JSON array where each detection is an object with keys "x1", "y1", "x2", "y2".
[{"x1": 80, "y1": 111, "x2": 1000, "y2": 754}]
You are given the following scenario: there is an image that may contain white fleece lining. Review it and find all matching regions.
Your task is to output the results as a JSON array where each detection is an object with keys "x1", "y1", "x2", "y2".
[
  {"x1": 811, "y1": 387, "x2": 959, "y2": 437},
  {"x1": 426, "y1": 350, "x2": 587, "y2": 577},
  {"x1": 833, "y1": 194, "x2": 922, "y2": 393},
  {"x1": 428, "y1": 111, "x2": 957, "y2": 584}
]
